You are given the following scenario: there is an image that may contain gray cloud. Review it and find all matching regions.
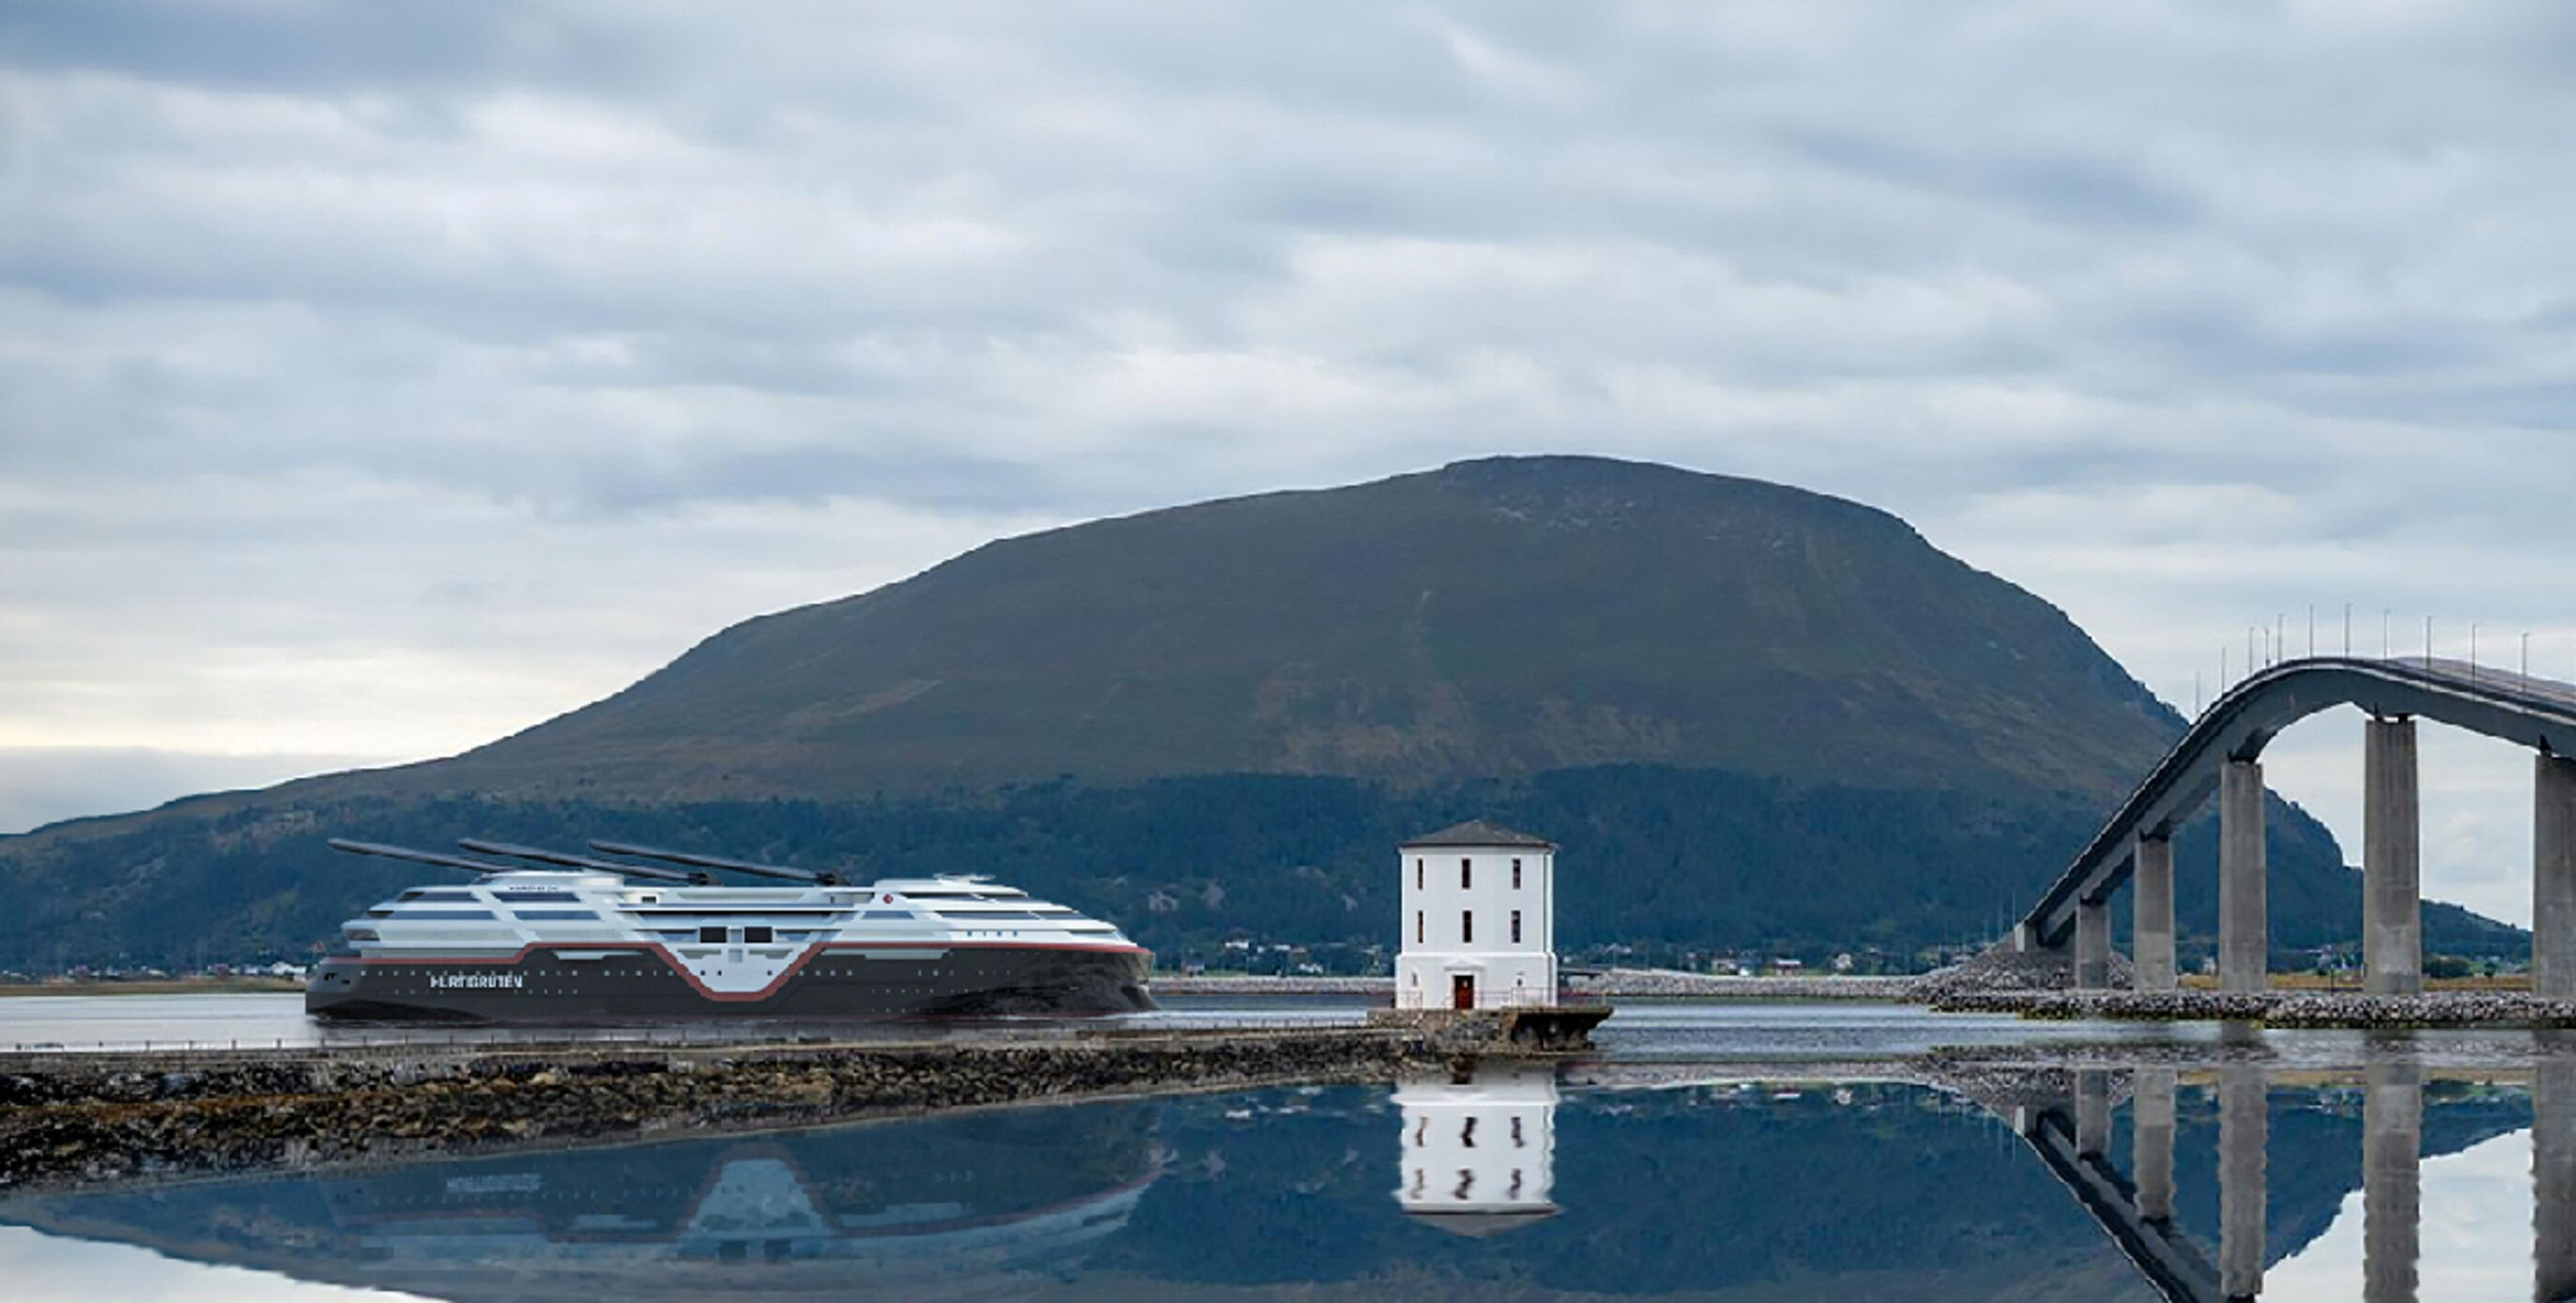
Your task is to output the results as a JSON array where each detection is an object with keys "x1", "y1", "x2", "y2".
[{"x1": 5, "y1": 1, "x2": 2575, "y2": 917}]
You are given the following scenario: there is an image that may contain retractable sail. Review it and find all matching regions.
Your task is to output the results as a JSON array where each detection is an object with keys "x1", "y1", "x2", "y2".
[
  {"x1": 327, "y1": 838, "x2": 518, "y2": 876},
  {"x1": 589, "y1": 839, "x2": 839, "y2": 885},
  {"x1": 454, "y1": 838, "x2": 700, "y2": 884}
]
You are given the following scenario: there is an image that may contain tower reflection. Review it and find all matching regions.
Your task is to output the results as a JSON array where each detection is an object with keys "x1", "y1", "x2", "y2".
[{"x1": 1393, "y1": 1061, "x2": 1560, "y2": 1234}]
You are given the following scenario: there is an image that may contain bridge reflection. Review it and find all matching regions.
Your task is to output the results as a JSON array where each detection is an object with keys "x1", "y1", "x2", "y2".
[{"x1": 2004, "y1": 1059, "x2": 2576, "y2": 1302}]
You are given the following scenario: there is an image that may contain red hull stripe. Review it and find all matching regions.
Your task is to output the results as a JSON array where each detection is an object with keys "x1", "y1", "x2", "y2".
[{"x1": 342, "y1": 939, "x2": 1150, "y2": 1004}]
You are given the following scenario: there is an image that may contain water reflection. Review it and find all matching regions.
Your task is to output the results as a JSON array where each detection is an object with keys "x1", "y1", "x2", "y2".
[
  {"x1": 2541, "y1": 1061, "x2": 2576, "y2": 1303},
  {"x1": 1393, "y1": 1061, "x2": 1559, "y2": 1232},
  {"x1": 1996, "y1": 1055, "x2": 2576, "y2": 1302},
  {"x1": 12, "y1": 1055, "x2": 2576, "y2": 1299},
  {"x1": 3, "y1": 1105, "x2": 1163, "y2": 1299}
]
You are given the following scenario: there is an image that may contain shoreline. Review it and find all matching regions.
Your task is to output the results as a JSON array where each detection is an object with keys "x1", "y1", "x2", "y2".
[
  {"x1": 1153, "y1": 969, "x2": 1922, "y2": 1000},
  {"x1": 1932, "y1": 987, "x2": 2576, "y2": 1028},
  {"x1": 12, "y1": 1023, "x2": 2565, "y2": 1198},
  {"x1": 0, "y1": 979, "x2": 303, "y2": 999}
]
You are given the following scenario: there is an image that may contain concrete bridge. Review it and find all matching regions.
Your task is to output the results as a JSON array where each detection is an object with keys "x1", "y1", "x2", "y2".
[
  {"x1": 2008, "y1": 1061, "x2": 2576, "y2": 1303},
  {"x1": 2014, "y1": 655, "x2": 2576, "y2": 994}
]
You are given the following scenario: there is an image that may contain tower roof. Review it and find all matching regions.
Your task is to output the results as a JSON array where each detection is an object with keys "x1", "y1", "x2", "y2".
[{"x1": 1400, "y1": 820, "x2": 1555, "y2": 850}]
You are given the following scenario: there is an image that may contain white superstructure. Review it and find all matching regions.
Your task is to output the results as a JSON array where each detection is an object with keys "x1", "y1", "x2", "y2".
[
  {"x1": 343, "y1": 873, "x2": 1132, "y2": 973},
  {"x1": 1394, "y1": 820, "x2": 1557, "y2": 1010}
]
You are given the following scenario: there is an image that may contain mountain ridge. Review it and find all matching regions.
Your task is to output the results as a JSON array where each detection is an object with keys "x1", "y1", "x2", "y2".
[
  {"x1": 343, "y1": 453, "x2": 2184, "y2": 806},
  {"x1": 0, "y1": 454, "x2": 2522, "y2": 972}
]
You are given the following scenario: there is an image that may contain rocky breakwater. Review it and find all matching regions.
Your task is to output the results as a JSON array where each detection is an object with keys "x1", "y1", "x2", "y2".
[
  {"x1": 1908, "y1": 944, "x2": 2134, "y2": 1002},
  {"x1": 1933, "y1": 987, "x2": 2576, "y2": 1028},
  {"x1": 0, "y1": 1028, "x2": 1439, "y2": 1191},
  {"x1": 1366, "y1": 1006, "x2": 1612, "y2": 1053}
]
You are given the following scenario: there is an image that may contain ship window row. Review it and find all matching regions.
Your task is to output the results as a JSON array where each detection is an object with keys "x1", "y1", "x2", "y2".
[
  {"x1": 387, "y1": 910, "x2": 498, "y2": 921},
  {"x1": 512, "y1": 910, "x2": 603, "y2": 921},
  {"x1": 492, "y1": 890, "x2": 583, "y2": 903},
  {"x1": 861, "y1": 910, "x2": 919, "y2": 919},
  {"x1": 692, "y1": 925, "x2": 779, "y2": 943},
  {"x1": 624, "y1": 909, "x2": 851, "y2": 918}
]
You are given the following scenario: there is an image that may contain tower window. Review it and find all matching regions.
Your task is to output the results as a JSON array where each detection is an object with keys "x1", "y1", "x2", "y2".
[
  {"x1": 1462, "y1": 911, "x2": 1474, "y2": 944},
  {"x1": 1416, "y1": 911, "x2": 1424, "y2": 944},
  {"x1": 1511, "y1": 910, "x2": 1522, "y2": 944},
  {"x1": 1416, "y1": 858, "x2": 1423, "y2": 890},
  {"x1": 1461, "y1": 859, "x2": 1472, "y2": 889},
  {"x1": 1512, "y1": 858, "x2": 1523, "y2": 889}
]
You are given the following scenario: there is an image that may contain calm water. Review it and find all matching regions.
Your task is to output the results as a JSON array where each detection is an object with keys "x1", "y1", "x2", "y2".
[{"x1": 5, "y1": 998, "x2": 2573, "y2": 1300}]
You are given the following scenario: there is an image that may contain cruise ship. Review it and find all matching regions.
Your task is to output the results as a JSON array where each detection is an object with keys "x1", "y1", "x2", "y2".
[{"x1": 306, "y1": 838, "x2": 1155, "y2": 1021}]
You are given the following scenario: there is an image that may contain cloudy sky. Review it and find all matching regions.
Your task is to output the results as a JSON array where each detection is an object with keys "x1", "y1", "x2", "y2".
[{"x1": 4, "y1": 1, "x2": 2573, "y2": 924}]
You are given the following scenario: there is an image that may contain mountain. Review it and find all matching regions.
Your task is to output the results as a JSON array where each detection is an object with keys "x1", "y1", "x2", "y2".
[
  {"x1": 0, "y1": 456, "x2": 2525, "y2": 972},
  {"x1": 367, "y1": 454, "x2": 2180, "y2": 804}
]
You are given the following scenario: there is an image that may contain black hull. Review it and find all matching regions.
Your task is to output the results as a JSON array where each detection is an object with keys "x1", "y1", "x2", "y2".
[{"x1": 306, "y1": 944, "x2": 1156, "y2": 1023}]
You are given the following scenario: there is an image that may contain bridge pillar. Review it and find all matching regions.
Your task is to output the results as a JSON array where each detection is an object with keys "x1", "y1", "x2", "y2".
[
  {"x1": 2134, "y1": 834, "x2": 2176, "y2": 992},
  {"x1": 2219, "y1": 1065, "x2": 2268, "y2": 1300},
  {"x1": 2538, "y1": 755, "x2": 2576, "y2": 1002},
  {"x1": 2537, "y1": 1058, "x2": 2576, "y2": 1303},
  {"x1": 2366, "y1": 716, "x2": 2423, "y2": 996},
  {"x1": 2076, "y1": 897, "x2": 2110, "y2": 989},
  {"x1": 2076, "y1": 1069, "x2": 2110, "y2": 1157},
  {"x1": 2134, "y1": 1066, "x2": 2177, "y2": 1222},
  {"x1": 2364, "y1": 1061, "x2": 2421, "y2": 1303},
  {"x1": 2010, "y1": 920, "x2": 2043, "y2": 955},
  {"x1": 2220, "y1": 759, "x2": 2270, "y2": 994}
]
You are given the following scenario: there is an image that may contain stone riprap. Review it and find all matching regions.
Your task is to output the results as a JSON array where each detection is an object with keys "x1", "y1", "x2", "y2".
[
  {"x1": 1933, "y1": 989, "x2": 2576, "y2": 1028},
  {"x1": 1571, "y1": 969, "x2": 1920, "y2": 1000},
  {"x1": 0, "y1": 1028, "x2": 1440, "y2": 1191},
  {"x1": 1909, "y1": 945, "x2": 2134, "y2": 1000}
]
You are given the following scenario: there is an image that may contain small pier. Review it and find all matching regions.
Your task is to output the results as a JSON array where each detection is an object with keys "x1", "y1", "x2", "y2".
[{"x1": 1368, "y1": 1004, "x2": 1613, "y2": 1054}]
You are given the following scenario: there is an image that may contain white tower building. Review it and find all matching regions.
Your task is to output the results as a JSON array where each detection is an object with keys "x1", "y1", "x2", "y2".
[
  {"x1": 1395, "y1": 820, "x2": 1556, "y2": 1010},
  {"x1": 1393, "y1": 1062, "x2": 1560, "y2": 1233}
]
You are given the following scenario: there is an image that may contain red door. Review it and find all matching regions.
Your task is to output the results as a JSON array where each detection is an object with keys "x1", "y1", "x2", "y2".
[{"x1": 1451, "y1": 974, "x2": 1476, "y2": 1010}]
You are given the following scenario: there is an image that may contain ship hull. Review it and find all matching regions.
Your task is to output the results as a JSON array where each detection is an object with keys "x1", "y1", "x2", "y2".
[{"x1": 307, "y1": 943, "x2": 1156, "y2": 1023}]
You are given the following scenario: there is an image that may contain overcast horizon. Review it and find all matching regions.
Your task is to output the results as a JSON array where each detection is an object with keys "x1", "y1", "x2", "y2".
[{"x1": 6, "y1": 2, "x2": 2574, "y2": 927}]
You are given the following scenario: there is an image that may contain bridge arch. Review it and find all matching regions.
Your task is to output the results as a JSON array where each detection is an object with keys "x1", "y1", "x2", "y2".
[{"x1": 2015, "y1": 656, "x2": 2576, "y2": 992}]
